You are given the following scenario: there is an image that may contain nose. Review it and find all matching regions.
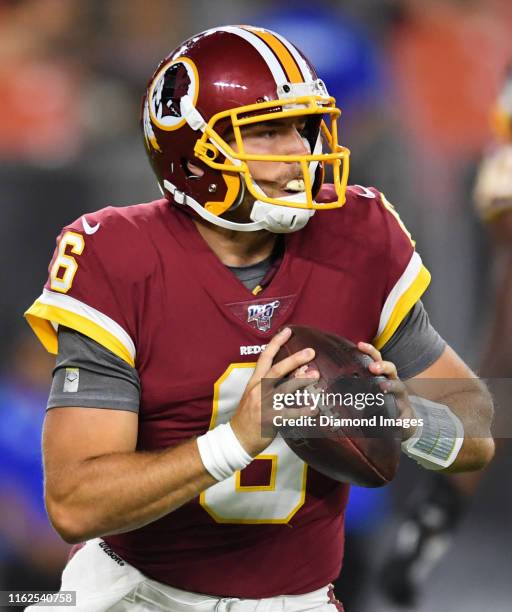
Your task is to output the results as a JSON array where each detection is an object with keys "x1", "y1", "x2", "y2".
[{"x1": 281, "y1": 127, "x2": 311, "y2": 156}]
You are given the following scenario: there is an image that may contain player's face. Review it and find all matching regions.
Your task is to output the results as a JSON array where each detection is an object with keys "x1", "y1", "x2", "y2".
[{"x1": 227, "y1": 117, "x2": 311, "y2": 199}]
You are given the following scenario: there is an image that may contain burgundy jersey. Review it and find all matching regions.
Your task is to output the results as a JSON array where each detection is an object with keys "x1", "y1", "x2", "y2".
[{"x1": 26, "y1": 185, "x2": 430, "y2": 598}]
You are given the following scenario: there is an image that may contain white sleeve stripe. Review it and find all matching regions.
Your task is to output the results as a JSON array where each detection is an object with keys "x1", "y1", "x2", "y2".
[
  {"x1": 376, "y1": 251, "x2": 423, "y2": 337},
  {"x1": 38, "y1": 289, "x2": 136, "y2": 361}
]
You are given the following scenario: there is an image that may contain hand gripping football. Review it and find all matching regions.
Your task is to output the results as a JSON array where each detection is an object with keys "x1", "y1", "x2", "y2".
[{"x1": 275, "y1": 325, "x2": 401, "y2": 487}]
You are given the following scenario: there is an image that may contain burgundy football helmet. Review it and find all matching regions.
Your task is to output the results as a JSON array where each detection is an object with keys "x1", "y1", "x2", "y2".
[{"x1": 142, "y1": 25, "x2": 350, "y2": 232}]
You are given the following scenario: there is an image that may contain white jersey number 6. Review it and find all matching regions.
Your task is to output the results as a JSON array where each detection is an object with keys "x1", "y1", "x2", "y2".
[{"x1": 200, "y1": 363, "x2": 307, "y2": 523}]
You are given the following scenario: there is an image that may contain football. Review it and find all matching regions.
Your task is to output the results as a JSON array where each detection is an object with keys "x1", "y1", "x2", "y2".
[{"x1": 275, "y1": 325, "x2": 401, "y2": 487}]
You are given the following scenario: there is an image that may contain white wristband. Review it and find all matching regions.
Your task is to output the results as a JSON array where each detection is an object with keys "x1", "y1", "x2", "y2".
[
  {"x1": 196, "y1": 423, "x2": 253, "y2": 481},
  {"x1": 401, "y1": 396, "x2": 464, "y2": 470}
]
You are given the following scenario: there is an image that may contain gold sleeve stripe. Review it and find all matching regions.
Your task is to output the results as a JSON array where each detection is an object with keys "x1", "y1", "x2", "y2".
[
  {"x1": 375, "y1": 251, "x2": 424, "y2": 338},
  {"x1": 373, "y1": 264, "x2": 431, "y2": 350},
  {"x1": 242, "y1": 27, "x2": 303, "y2": 84},
  {"x1": 25, "y1": 303, "x2": 135, "y2": 366},
  {"x1": 24, "y1": 292, "x2": 135, "y2": 366}
]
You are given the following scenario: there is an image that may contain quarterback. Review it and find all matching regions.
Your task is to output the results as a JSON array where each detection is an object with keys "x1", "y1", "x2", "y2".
[{"x1": 25, "y1": 26, "x2": 494, "y2": 611}]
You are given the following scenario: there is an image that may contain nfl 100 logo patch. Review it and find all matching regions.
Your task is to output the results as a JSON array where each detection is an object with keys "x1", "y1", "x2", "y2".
[{"x1": 247, "y1": 300, "x2": 281, "y2": 332}]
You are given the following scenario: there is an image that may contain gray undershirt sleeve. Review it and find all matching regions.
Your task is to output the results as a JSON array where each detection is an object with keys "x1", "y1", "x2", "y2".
[
  {"x1": 380, "y1": 300, "x2": 446, "y2": 380},
  {"x1": 47, "y1": 326, "x2": 140, "y2": 412}
]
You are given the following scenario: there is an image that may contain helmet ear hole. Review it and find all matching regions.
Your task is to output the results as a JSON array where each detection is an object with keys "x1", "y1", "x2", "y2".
[{"x1": 182, "y1": 158, "x2": 204, "y2": 179}]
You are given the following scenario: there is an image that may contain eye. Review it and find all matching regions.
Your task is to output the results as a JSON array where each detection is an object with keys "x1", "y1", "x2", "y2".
[
  {"x1": 297, "y1": 122, "x2": 308, "y2": 136},
  {"x1": 260, "y1": 128, "x2": 278, "y2": 138}
]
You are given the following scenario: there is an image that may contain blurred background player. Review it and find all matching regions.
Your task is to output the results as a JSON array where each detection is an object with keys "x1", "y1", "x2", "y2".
[{"x1": 378, "y1": 64, "x2": 512, "y2": 609}]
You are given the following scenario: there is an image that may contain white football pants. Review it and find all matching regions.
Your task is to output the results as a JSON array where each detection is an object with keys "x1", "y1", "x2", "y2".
[{"x1": 25, "y1": 538, "x2": 344, "y2": 611}]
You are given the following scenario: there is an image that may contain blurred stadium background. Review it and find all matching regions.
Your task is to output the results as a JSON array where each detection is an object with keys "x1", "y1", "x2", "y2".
[{"x1": 0, "y1": 1, "x2": 511, "y2": 610}]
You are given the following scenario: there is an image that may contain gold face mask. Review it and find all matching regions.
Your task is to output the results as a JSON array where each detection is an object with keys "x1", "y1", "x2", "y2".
[{"x1": 194, "y1": 91, "x2": 350, "y2": 216}]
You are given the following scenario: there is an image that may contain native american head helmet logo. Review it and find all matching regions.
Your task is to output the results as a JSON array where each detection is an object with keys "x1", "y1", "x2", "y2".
[{"x1": 147, "y1": 58, "x2": 198, "y2": 131}]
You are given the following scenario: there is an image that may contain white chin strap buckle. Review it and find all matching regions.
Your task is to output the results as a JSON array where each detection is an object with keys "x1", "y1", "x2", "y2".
[{"x1": 250, "y1": 196, "x2": 315, "y2": 234}]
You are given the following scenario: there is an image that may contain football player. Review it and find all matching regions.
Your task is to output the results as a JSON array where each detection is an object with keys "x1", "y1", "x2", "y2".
[
  {"x1": 379, "y1": 65, "x2": 512, "y2": 608},
  {"x1": 24, "y1": 26, "x2": 494, "y2": 611}
]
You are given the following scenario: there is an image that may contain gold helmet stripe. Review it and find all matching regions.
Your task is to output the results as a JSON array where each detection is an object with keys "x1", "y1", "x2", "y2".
[
  {"x1": 215, "y1": 26, "x2": 289, "y2": 86},
  {"x1": 270, "y1": 30, "x2": 317, "y2": 82},
  {"x1": 241, "y1": 26, "x2": 304, "y2": 84}
]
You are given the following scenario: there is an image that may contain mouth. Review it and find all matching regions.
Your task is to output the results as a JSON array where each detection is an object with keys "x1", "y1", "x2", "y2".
[{"x1": 283, "y1": 178, "x2": 305, "y2": 193}]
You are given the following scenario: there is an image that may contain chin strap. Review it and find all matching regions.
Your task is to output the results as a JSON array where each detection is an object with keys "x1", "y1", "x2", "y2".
[
  {"x1": 250, "y1": 198, "x2": 315, "y2": 233},
  {"x1": 248, "y1": 181, "x2": 316, "y2": 233},
  {"x1": 164, "y1": 180, "x2": 264, "y2": 231},
  {"x1": 163, "y1": 179, "x2": 316, "y2": 233}
]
